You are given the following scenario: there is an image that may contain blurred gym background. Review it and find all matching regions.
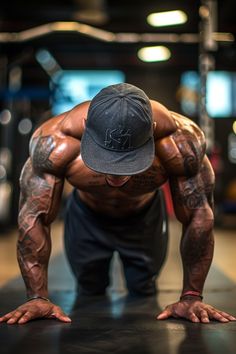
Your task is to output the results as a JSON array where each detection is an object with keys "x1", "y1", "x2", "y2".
[{"x1": 0, "y1": 0, "x2": 236, "y2": 231}]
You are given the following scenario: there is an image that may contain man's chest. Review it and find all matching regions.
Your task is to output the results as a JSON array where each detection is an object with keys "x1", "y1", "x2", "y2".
[{"x1": 66, "y1": 156, "x2": 168, "y2": 197}]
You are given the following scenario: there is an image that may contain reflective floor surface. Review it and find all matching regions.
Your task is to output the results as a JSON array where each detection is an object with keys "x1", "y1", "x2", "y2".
[{"x1": 0, "y1": 219, "x2": 236, "y2": 354}]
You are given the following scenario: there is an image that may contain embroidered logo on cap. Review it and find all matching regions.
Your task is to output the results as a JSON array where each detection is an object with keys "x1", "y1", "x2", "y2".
[{"x1": 104, "y1": 126, "x2": 132, "y2": 150}]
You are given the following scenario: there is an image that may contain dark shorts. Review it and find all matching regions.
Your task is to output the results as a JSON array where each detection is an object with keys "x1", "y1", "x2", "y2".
[{"x1": 64, "y1": 189, "x2": 168, "y2": 296}]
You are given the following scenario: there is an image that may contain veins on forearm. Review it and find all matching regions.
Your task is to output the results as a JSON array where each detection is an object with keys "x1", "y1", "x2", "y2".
[
  {"x1": 17, "y1": 228, "x2": 51, "y2": 296},
  {"x1": 181, "y1": 226, "x2": 214, "y2": 266}
]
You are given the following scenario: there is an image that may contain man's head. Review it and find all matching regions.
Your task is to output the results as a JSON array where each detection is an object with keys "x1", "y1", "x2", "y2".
[{"x1": 81, "y1": 83, "x2": 154, "y2": 176}]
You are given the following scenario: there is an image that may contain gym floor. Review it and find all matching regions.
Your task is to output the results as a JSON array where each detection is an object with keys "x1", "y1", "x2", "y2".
[{"x1": 0, "y1": 218, "x2": 236, "y2": 354}]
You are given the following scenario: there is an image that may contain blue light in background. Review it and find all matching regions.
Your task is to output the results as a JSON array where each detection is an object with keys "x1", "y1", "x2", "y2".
[
  {"x1": 206, "y1": 71, "x2": 232, "y2": 118},
  {"x1": 51, "y1": 70, "x2": 125, "y2": 115},
  {"x1": 180, "y1": 71, "x2": 199, "y2": 116},
  {"x1": 180, "y1": 71, "x2": 235, "y2": 118}
]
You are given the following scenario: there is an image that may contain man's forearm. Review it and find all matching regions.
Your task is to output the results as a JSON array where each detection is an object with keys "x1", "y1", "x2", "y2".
[
  {"x1": 180, "y1": 222, "x2": 214, "y2": 295},
  {"x1": 17, "y1": 219, "x2": 51, "y2": 298}
]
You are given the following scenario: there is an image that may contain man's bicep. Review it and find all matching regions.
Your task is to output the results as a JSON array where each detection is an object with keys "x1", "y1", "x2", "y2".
[{"x1": 18, "y1": 158, "x2": 64, "y2": 236}]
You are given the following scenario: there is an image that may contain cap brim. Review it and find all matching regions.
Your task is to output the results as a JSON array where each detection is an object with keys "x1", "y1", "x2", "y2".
[{"x1": 81, "y1": 131, "x2": 155, "y2": 176}]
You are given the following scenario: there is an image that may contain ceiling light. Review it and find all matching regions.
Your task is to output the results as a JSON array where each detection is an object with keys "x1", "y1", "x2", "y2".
[
  {"x1": 147, "y1": 10, "x2": 187, "y2": 27},
  {"x1": 137, "y1": 46, "x2": 171, "y2": 62}
]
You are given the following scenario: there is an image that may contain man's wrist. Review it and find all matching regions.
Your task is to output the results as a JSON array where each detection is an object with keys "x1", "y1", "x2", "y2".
[
  {"x1": 27, "y1": 295, "x2": 50, "y2": 302},
  {"x1": 180, "y1": 290, "x2": 203, "y2": 301}
]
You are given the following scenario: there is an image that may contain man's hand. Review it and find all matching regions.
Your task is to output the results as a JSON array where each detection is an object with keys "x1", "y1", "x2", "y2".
[
  {"x1": 157, "y1": 299, "x2": 236, "y2": 323},
  {"x1": 0, "y1": 299, "x2": 71, "y2": 324}
]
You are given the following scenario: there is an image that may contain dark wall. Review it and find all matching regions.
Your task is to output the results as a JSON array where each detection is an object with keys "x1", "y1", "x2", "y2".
[{"x1": 126, "y1": 68, "x2": 181, "y2": 111}]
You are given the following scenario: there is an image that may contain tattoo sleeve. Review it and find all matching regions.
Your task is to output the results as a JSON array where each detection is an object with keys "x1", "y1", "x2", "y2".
[
  {"x1": 169, "y1": 156, "x2": 215, "y2": 294},
  {"x1": 17, "y1": 135, "x2": 64, "y2": 298}
]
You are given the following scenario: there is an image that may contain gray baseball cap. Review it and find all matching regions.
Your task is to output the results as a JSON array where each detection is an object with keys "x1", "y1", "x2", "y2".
[{"x1": 80, "y1": 83, "x2": 154, "y2": 175}]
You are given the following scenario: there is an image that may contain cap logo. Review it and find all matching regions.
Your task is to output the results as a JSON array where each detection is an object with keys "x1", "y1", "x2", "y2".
[{"x1": 104, "y1": 126, "x2": 132, "y2": 150}]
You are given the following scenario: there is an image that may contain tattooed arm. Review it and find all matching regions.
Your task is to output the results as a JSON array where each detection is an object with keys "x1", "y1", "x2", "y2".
[
  {"x1": 158, "y1": 160, "x2": 235, "y2": 322},
  {"x1": 156, "y1": 120, "x2": 235, "y2": 323},
  {"x1": 0, "y1": 131, "x2": 80, "y2": 324},
  {"x1": 170, "y1": 156, "x2": 215, "y2": 299},
  {"x1": 17, "y1": 158, "x2": 63, "y2": 300}
]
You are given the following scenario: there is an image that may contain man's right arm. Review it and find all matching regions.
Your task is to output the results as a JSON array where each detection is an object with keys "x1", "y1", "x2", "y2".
[
  {"x1": 0, "y1": 157, "x2": 71, "y2": 324},
  {"x1": 17, "y1": 158, "x2": 63, "y2": 300},
  {"x1": 0, "y1": 129, "x2": 80, "y2": 324}
]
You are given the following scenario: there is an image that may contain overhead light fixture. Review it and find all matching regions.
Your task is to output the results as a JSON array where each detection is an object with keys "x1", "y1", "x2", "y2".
[
  {"x1": 147, "y1": 10, "x2": 187, "y2": 27},
  {"x1": 137, "y1": 46, "x2": 171, "y2": 62}
]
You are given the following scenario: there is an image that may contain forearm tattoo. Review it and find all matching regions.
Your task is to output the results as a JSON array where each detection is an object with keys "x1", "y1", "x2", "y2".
[
  {"x1": 19, "y1": 132, "x2": 61, "y2": 234},
  {"x1": 181, "y1": 226, "x2": 214, "y2": 266},
  {"x1": 19, "y1": 159, "x2": 56, "y2": 235},
  {"x1": 181, "y1": 224, "x2": 214, "y2": 291},
  {"x1": 18, "y1": 162, "x2": 54, "y2": 296},
  {"x1": 17, "y1": 132, "x2": 65, "y2": 296}
]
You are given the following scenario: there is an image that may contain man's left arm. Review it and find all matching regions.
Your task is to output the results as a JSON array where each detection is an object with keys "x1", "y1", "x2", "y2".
[{"x1": 157, "y1": 156, "x2": 236, "y2": 323}]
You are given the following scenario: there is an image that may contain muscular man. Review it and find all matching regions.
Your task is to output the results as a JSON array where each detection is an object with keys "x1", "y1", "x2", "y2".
[{"x1": 0, "y1": 83, "x2": 235, "y2": 324}]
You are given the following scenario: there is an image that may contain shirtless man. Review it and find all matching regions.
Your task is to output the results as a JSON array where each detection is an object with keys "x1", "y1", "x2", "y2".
[{"x1": 0, "y1": 83, "x2": 235, "y2": 325}]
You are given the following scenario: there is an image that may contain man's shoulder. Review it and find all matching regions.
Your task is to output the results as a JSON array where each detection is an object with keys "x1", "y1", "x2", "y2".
[
  {"x1": 170, "y1": 111, "x2": 206, "y2": 147},
  {"x1": 150, "y1": 100, "x2": 177, "y2": 139},
  {"x1": 29, "y1": 132, "x2": 80, "y2": 177},
  {"x1": 28, "y1": 102, "x2": 90, "y2": 176},
  {"x1": 60, "y1": 101, "x2": 90, "y2": 139},
  {"x1": 154, "y1": 110, "x2": 206, "y2": 177}
]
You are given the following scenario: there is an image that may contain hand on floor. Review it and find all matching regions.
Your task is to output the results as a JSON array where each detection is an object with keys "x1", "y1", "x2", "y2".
[
  {"x1": 157, "y1": 299, "x2": 236, "y2": 323},
  {"x1": 0, "y1": 299, "x2": 71, "y2": 324}
]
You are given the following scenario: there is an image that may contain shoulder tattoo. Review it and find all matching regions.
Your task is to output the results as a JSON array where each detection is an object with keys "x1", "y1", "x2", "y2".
[
  {"x1": 173, "y1": 130, "x2": 203, "y2": 177},
  {"x1": 183, "y1": 140, "x2": 200, "y2": 176},
  {"x1": 32, "y1": 135, "x2": 55, "y2": 171}
]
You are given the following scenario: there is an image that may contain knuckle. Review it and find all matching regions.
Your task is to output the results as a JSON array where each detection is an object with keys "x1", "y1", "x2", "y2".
[
  {"x1": 210, "y1": 310, "x2": 218, "y2": 316},
  {"x1": 22, "y1": 313, "x2": 31, "y2": 319},
  {"x1": 189, "y1": 313, "x2": 196, "y2": 320},
  {"x1": 12, "y1": 311, "x2": 23, "y2": 318}
]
